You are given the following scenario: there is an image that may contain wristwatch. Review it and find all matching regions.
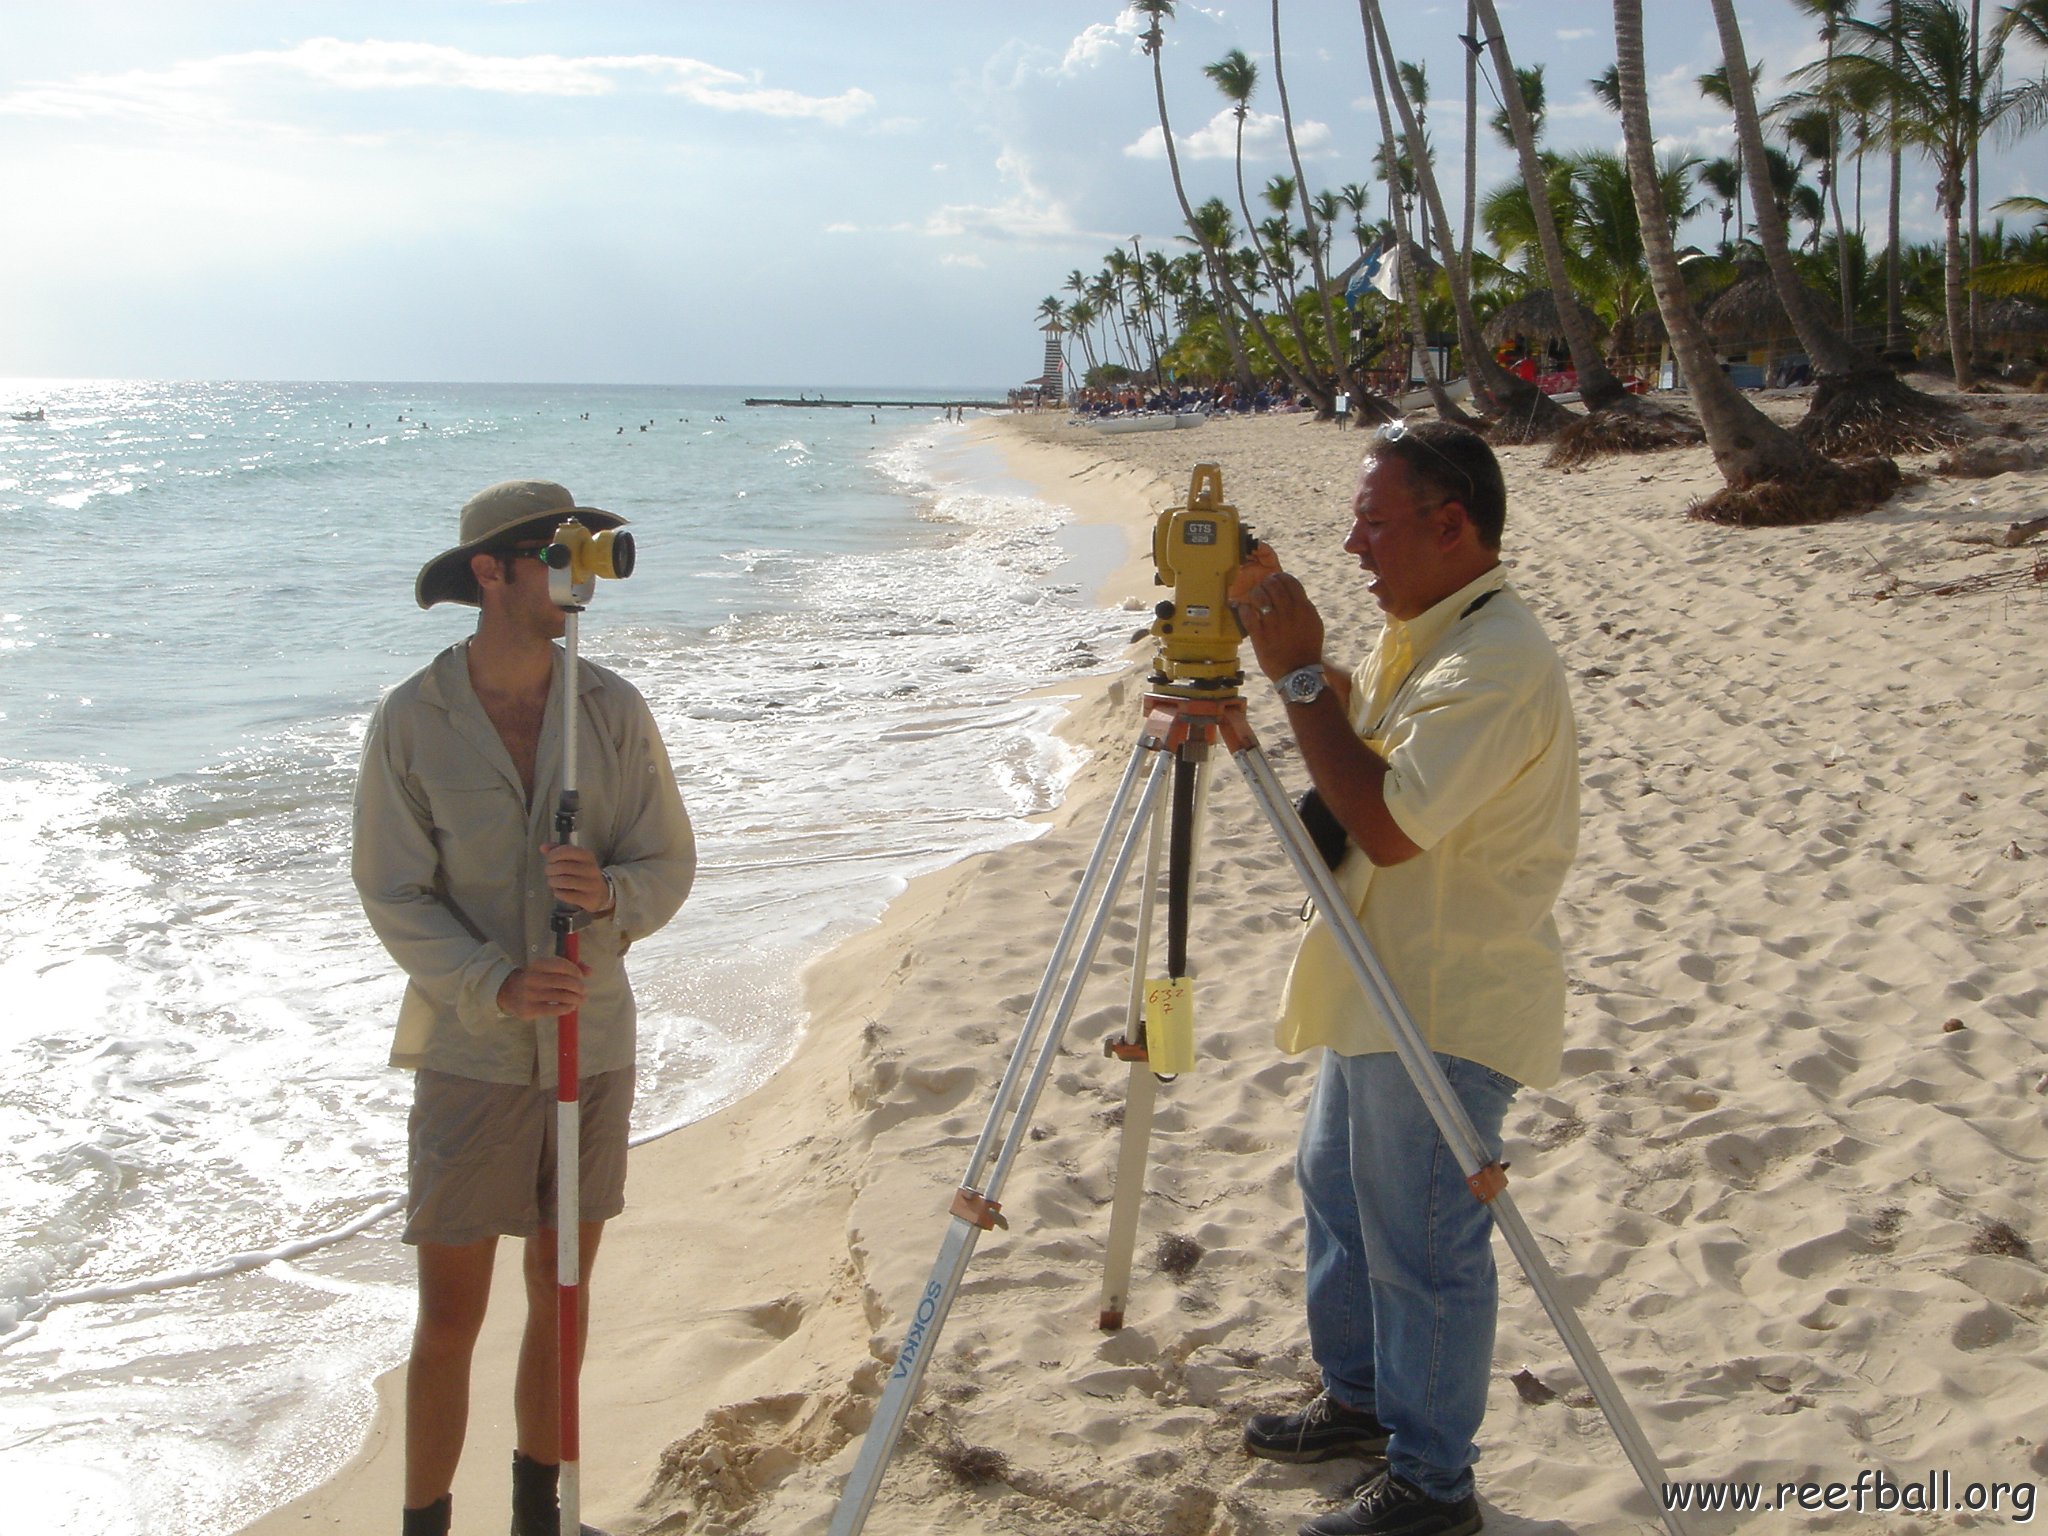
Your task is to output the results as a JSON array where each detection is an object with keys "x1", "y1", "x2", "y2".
[{"x1": 1275, "y1": 664, "x2": 1328, "y2": 706}]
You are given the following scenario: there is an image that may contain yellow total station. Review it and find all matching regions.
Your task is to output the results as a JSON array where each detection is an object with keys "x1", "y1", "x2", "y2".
[
  {"x1": 545, "y1": 520, "x2": 636, "y2": 609},
  {"x1": 1148, "y1": 463, "x2": 1257, "y2": 695}
]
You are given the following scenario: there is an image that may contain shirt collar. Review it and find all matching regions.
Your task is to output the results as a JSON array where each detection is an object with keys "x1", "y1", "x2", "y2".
[
  {"x1": 1382, "y1": 563, "x2": 1508, "y2": 657},
  {"x1": 416, "y1": 637, "x2": 592, "y2": 713}
]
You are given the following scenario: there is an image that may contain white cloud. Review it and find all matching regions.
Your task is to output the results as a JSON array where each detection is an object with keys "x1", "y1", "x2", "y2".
[
  {"x1": 939, "y1": 252, "x2": 986, "y2": 268},
  {"x1": 0, "y1": 39, "x2": 875, "y2": 130},
  {"x1": 1124, "y1": 107, "x2": 1334, "y2": 162},
  {"x1": 1059, "y1": 13, "x2": 1145, "y2": 76},
  {"x1": 920, "y1": 148, "x2": 1085, "y2": 244},
  {"x1": 824, "y1": 222, "x2": 860, "y2": 234},
  {"x1": 1557, "y1": 29, "x2": 1595, "y2": 42}
]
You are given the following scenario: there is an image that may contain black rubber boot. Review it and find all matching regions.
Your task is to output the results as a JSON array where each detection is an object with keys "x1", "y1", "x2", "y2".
[
  {"x1": 402, "y1": 1494, "x2": 451, "y2": 1536},
  {"x1": 510, "y1": 1450, "x2": 610, "y2": 1536}
]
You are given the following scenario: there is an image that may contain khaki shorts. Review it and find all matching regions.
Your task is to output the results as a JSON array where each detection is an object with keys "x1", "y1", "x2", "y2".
[{"x1": 403, "y1": 1067, "x2": 634, "y2": 1247}]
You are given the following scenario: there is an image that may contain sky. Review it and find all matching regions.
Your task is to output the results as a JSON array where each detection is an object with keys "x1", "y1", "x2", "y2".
[{"x1": 2, "y1": 1, "x2": 2042, "y2": 388}]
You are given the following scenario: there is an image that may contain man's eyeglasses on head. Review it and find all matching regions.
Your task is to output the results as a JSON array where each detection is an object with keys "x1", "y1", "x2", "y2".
[{"x1": 1372, "y1": 418, "x2": 1474, "y2": 500}]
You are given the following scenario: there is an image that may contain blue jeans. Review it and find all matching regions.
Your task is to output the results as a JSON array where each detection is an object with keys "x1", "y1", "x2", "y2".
[{"x1": 1297, "y1": 1048, "x2": 1518, "y2": 1504}]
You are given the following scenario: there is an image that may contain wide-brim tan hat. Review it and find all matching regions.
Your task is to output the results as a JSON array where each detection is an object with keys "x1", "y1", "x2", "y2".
[{"x1": 415, "y1": 479, "x2": 627, "y2": 609}]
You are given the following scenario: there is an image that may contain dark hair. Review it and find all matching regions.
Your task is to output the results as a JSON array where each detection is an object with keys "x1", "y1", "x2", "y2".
[{"x1": 1369, "y1": 421, "x2": 1507, "y2": 549}]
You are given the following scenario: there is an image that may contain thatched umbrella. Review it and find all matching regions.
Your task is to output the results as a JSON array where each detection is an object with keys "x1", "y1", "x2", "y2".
[
  {"x1": 1481, "y1": 288, "x2": 1603, "y2": 352},
  {"x1": 1924, "y1": 297, "x2": 2048, "y2": 360},
  {"x1": 1700, "y1": 267, "x2": 1828, "y2": 360},
  {"x1": 1603, "y1": 303, "x2": 1669, "y2": 380}
]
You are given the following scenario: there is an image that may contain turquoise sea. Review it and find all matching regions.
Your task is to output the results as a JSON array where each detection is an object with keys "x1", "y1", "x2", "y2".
[{"x1": 0, "y1": 380, "x2": 1127, "y2": 1533}]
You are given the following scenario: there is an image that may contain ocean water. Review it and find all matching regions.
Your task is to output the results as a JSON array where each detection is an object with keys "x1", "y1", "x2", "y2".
[{"x1": 0, "y1": 380, "x2": 1129, "y2": 1533}]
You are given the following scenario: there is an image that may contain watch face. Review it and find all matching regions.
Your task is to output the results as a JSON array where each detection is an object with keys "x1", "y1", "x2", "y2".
[{"x1": 1284, "y1": 668, "x2": 1323, "y2": 702}]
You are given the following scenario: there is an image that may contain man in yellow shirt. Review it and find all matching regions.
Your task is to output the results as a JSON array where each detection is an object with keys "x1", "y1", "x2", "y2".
[{"x1": 1232, "y1": 422, "x2": 1578, "y2": 1536}]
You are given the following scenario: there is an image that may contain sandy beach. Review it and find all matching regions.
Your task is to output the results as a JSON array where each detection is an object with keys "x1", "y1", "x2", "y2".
[{"x1": 248, "y1": 399, "x2": 2048, "y2": 1536}]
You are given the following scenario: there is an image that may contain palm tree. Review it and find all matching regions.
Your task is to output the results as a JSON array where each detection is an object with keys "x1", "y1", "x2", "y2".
[
  {"x1": 1831, "y1": 0, "x2": 2018, "y2": 386},
  {"x1": 1271, "y1": 0, "x2": 1357, "y2": 412},
  {"x1": 1699, "y1": 157, "x2": 1744, "y2": 253},
  {"x1": 1182, "y1": 199, "x2": 1259, "y2": 390},
  {"x1": 1335, "y1": 182, "x2": 1375, "y2": 255},
  {"x1": 1064, "y1": 297, "x2": 1103, "y2": 382},
  {"x1": 1397, "y1": 58, "x2": 1434, "y2": 256},
  {"x1": 1204, "y1": 48, "x2": 1328, "y2": 404},
  {"x1": 1714, "y1": 0, "x2": 1977, "y2": 448},
  {"x1": 1577, "y1": 149, "x2": 1704, "y2": 370},
  {"x1": 1460, "y1": 3, "x2": 1482, "y2": 298},
  {"x1": 1698, "y1": 61, "x2": 1763, "y2": 243},
  {"x1": 1787, "y1": 0, "x2": 1862, "y2": 326},
  {"x1": 1134, "y1": 3, "x2": 1277, "y2": 395},
  {"x1": 1612, "y1": 0, "x2": 1899, "y2": 522},
  {"x1": 1357, "y1": 2, "x2": 1469, "y2": 420},
  {"x1": 1972, "y1": 193, "x2": 2048, "y2": 297},
  {"x1": 1489, "y1": 64, "x2": 1547, "y2": 150},
  {"x1": 1470, "y1": 0, "x2": 1671, "y2": 427},
  {"x1": 1359, "y1": 0, "x2": 1568, "y2": 436},
  {"x1": 1589, "y1": 63, "x2": 1623, "y2": 114}
]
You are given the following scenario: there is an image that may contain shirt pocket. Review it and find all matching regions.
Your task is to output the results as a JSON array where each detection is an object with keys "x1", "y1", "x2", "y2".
[{"x1": 414, "y1": 766, "x2": 522, "y2": 860}]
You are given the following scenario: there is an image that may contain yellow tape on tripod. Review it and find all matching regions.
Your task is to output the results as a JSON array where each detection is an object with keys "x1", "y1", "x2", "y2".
[{"x1": 1143, "y1": 977, "x2": 1196, "y2": 1075}]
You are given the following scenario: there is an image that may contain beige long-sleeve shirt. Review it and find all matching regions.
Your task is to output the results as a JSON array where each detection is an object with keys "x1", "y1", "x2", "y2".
[{"x1": 352, "y1": 640, "x2": 696, "y2": 1087}]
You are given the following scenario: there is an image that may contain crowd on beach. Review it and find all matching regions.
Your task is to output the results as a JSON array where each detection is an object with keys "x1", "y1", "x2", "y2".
[{"x1": 1068, "y1": 379, "x2": 1316, "y2": 418}]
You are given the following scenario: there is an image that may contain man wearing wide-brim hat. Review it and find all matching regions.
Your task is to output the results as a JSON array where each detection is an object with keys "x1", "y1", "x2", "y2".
[{"x1": 353, "y1": 479, "x2": 697, "y2": 1536}]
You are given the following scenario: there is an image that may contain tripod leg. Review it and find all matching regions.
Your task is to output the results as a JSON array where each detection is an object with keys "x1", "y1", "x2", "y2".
[
  {"x1": 1098, "y1": 747, "x2": 1215, "y2": 1329},
  {"x1": 1098, "y1": 789, "x2": 1167, "y2": 1330},
  {"x1": 829, "y1": 743, "x2": 1174, "y2": 1536},
  {"x1": 959, "y1": 733, "x2": 1150, "y2": 1191},
  {"x1": 1229, "y1": 742, "x2": 1696, "y2": 1536}
]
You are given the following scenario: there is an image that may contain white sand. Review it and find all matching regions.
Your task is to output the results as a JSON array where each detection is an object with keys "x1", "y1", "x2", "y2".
[{"x1": 247, "y1": 398, "x2": 2048, "y2": 1535}]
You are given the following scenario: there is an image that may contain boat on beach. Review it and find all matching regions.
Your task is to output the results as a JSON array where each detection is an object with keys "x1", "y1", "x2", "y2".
[
  {"x1": 1390, "y1": 377, "x2": 1471, "y2": 413},
  {"x1": 1086, "y1": 408, "x2": 1210, "y2": 434}
]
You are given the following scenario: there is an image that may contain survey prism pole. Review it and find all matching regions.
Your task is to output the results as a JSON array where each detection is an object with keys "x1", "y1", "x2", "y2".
[{"x1": 552, "y1": 605, "x2": 585, "y2": 1536}]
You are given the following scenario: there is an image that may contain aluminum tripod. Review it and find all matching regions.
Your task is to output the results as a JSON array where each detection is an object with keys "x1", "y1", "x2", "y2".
[{"x1": 827, "y1": 688, "x2": 1695, "y2": 1536}]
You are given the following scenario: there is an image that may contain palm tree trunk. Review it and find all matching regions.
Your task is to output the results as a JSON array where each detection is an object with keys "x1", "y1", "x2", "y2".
[
  {"x1": 1143, "y1": 13, "x2": 1321, "y2": 405},
  {"x1": 1461, "y1": 0, "x2": 1479, "y2": 292},
  {"x1": 1968, "y1": 0, "x2": 1982, "y2": 360},
  {"x1": 1472, "y1": 0, "x2": 1633, "y2": 410},
  {"x1": 1235, "y1": 150, "x2": 1329, "y2": 406},
  {"x1": 1824, "y1": 29, "x2": 1854, "y2": 331},
  {"x1": 1945, "y1": 175, "x2": 1975, "y2": 387},
  {"x1": 1209, "y1": 271, "x2": 1260, "y2": 392},
  {"x1": 1360, "y1": 0, "x2": 1568, "y2": 436},
  {"x1": 1885, "y1": 1, "x2": 1907, "y2": 356},
  {"x1": 1273, "y1": 0, "x2": 1354, "y2": 412},
  {"x1": 1359, "y1": 0, "x2": 1472, "y2": 420},
  {"x1": 1707, "y1": 0, "x2": 1873, "y2": 378},
  {"x1": 1614, "y1": 0, "x2": 1842, "y2": 495}
]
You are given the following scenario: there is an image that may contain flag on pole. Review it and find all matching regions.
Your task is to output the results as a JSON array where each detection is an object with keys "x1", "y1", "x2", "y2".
[
  {"x1": 1344, "y1": 238, "x2": 1403, "y2": 306},
  {"x1": 1371, "y1": 239, "x2": 1403, "y2": 301}
]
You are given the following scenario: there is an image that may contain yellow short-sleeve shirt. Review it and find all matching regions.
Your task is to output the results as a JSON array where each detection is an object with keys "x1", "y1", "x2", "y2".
[{"x1": 1275, "y1": 569, "x2": 1579, "y2": 1089}]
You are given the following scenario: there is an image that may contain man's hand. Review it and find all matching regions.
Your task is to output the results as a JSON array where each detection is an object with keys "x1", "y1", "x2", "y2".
[
  {"x1": 497, "y1": 954, "x2": 589, "y2": 1019},
  {"x1": 542, "y1": 842, "x2": 614, "y2": 915},
  {"x1": 1232, "y1": 555, "x2": 1327, "y2": 682}
]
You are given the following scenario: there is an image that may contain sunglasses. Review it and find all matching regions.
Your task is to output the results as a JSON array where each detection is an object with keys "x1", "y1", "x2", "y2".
[{"x1": 1373, "y1": 419, "x2": 1475, "y2": 500}]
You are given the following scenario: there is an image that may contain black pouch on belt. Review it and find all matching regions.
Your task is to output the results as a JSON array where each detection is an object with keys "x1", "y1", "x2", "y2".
[{"x1": 1295, "y1": 786, "x2": 1348, "y2": 870}]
